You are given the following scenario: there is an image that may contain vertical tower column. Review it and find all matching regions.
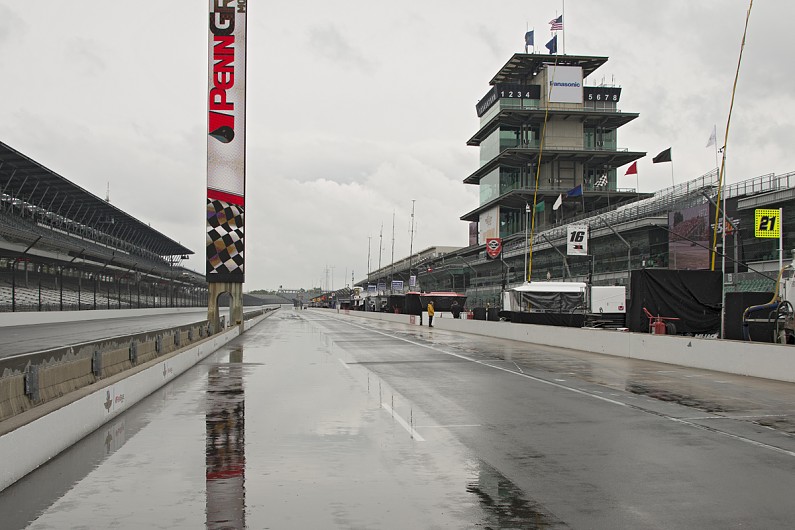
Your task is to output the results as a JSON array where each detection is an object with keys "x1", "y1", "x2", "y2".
[{"x1": 208, "y1": 282, "x2": 243, "y2": 334}]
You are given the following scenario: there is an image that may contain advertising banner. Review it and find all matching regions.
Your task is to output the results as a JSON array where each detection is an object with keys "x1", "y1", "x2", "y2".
[
  {"x1": 207, "y1": 0, "x2": 247, "y2": 283},
  {"x1": 567, "y1": 225, "x2": 588, "y2": 256},
  {"x1": 668, "y1": 203, "x2": 709, "y2": 269},
  {"x1": 478, "y1": 207, "x2": 499, "y2": 245},
  {"x1": 546, "y1": 65, "x2": 583, "y2": 104},
  {"x1": 391, "y1": 280, "x2": 404, "y2": 291}
]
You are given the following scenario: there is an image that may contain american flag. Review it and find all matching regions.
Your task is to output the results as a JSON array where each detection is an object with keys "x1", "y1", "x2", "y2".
[
  {"x1": 596, "y1": 174, "x2": 608, "y2": 187},
  {"x1": 549, "y1": 15, "x2": 563, "y2": 31}
]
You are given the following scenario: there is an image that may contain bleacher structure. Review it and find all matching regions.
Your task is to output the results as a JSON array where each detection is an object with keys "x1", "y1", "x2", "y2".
[
  {"x1": 0, "y1": 141, "x2": 207, "y2": 312},
  {"x1": 360, "y1": 169, "x2": 795, "y2": 308}
]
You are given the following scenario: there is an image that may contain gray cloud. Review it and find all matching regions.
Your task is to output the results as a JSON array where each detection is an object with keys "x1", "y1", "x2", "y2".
[
  {"x1": 308, "y1": 25, "x2": 376, "y2": 74},
  {"x1": 0, "y1": 1, "x2": 791, "y2": 290}
]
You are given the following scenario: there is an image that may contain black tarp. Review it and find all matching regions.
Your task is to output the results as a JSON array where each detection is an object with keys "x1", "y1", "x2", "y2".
[
  {"x1": 627, "y1": 269, "x2": 722, "y2": 334},
  {"x1": 405, "y1": 293, "x2": 423, "y2": 315}
]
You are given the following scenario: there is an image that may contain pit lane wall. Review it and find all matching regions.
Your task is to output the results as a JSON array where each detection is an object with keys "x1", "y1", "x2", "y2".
[
  {"x1": 329, "y1": 309, "x2": 795, "y2": 384},
  {"x1": 0, "y1": 306, "x2": 208, "y2": 328},
  {"x1": 0, "y1": 309, "x2": 274, "y2": 492}
]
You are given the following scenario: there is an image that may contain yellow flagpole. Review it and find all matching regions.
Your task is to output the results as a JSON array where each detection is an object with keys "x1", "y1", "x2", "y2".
[{"x1": 711, "y1": 0, "x2": 753, "y2": 271}]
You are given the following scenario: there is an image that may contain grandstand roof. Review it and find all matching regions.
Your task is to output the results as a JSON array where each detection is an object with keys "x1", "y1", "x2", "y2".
[{"x1": 0, "y1": 141, "x2": 192, "y2": 256}]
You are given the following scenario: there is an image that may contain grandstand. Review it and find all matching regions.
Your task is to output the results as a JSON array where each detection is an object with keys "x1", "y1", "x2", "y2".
[
  {"x1": 357, "y1": 169, "x2": 795, "y2": 308},
  {"x1": 0, "y1": 141, "x2": 207, "y2": 311}
]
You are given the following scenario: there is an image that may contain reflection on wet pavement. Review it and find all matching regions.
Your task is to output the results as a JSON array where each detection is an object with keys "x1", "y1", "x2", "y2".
[
  {"x1": 8, "y1": 309, "x2": 795, "y2": 528},
  {"x1": 625, "y1": 382, "x2": 732, "y2": 413},
  {"x1": 361, "y1": 317, "x2": 795, "y2": 436},
  {"x1": 467, "y1": 459, "x2": 568, "y2": 529},
  {"x1": 205, "y1": 348, "x2": 246, "y2": 529}
]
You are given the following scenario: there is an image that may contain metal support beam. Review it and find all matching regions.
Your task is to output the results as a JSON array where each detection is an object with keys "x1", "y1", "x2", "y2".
[
  {"x1": 601, "y1": 218, "x2": 632, "y2": 290},
  {"x1": 540, "y1": 233, "x2": 572, "y2": 279}
]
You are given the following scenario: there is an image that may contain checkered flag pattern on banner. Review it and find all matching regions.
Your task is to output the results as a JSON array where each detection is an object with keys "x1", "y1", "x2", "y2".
[
  {"x1": 207, "y1": 199, "x2": 245, "y2": 276},
  {"x1": 595, "y1": 174, "x2": 608, "y2": 187}
]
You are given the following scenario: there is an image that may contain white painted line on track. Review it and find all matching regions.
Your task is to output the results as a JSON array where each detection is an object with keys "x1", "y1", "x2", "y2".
[
  {"x1": 381, "y1": 402, "x2": 425, "y2": 441},
  {"x1": 415, "y1": 424, "x2": 481, "y2": 429},
  {"x1": 332, "y1": 316, "x2": 795, "y2": 459}
]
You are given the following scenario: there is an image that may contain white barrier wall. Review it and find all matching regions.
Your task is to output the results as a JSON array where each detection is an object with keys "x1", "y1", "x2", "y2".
[
  {"x1": 0, "y1": 311, "x2": 272, "y2": 492},
  {"x1": 330, "y1": 309, "x2": 795, "y2": 383}
]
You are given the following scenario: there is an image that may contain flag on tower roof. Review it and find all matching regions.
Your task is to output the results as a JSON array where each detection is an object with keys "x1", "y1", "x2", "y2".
[
  {"x1": 545, "y1": 35, "x2": 558, "y2": 54},
  {"x1": 549, "y1": 15, "x2": 563, "y2": 31}
]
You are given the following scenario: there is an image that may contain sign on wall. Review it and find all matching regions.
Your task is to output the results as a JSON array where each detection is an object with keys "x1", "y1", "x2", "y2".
[
  {"x1": 207, "y1": 0, "x2": 247, "y2": 283},
  {"x1": 486, "y1": 238, "x2": 502, "y2": 259},
  {"x1": 546, "y1": 65, "x2": 583, "y2": 104},
  {"x1": 567, "y1": 225, "x2": 588, "y2": 255},
  {"x1": 755, "y1": 208, "x2": 781, "y2": 238}
]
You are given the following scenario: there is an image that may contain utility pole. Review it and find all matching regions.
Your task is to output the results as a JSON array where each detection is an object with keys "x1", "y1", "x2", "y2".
[
  {"x1": 367, "y1": 235, "x2": 371, "y2": 274},
  {"x1": 378, "y1": 223, "x2": 383, "y2": 271},
  {"x1": 409, "y1": 200, "x2": 416, "y2": 286},
  {"x1": 390, "y1": 210, "x2": 396, "y2": 287}
]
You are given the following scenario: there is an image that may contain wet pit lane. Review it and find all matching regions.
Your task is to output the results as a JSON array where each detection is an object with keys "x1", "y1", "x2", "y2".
[{"x1": 3, "y1": 308, "x2": 795, "y2": 528}]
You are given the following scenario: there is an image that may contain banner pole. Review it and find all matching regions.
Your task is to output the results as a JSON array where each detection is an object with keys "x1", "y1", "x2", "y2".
[{"x1": 780, "y1": 207, "x2": 784, "y2": 273}]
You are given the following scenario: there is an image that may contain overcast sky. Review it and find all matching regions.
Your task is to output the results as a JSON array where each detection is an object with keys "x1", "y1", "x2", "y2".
[{"x1": 0, "y1": 1, "x2": 791, "y2": 291}]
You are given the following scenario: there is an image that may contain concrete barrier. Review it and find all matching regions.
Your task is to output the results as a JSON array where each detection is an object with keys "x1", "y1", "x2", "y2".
[
  {"x1": 331, "y1": 309, "x2": 795, "y2": 383},
  {"x1": 0, "y1": 309, "x2": 274, "y2": 492},
  {"x1": 0, "y1": 306, "x2": 209, "y2": 328}
]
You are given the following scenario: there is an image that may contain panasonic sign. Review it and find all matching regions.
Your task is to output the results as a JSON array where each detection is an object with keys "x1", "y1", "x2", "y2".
[{"x1": 546, "y1": 65, "x2": 583, "y2": 104}]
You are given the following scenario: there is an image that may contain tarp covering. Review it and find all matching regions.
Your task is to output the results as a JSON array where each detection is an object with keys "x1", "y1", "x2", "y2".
[
  {"x1": 510, "y1": 290, "x2": 585, "y2": 314},
  {"x1": 627, "y1": 269, "x2": 722, "y2": 334}
]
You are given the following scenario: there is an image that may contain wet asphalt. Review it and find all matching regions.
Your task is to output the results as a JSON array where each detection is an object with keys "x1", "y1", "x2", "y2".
[{"x1": 2, "y1": 308, "x2": 795, "y2": 529}]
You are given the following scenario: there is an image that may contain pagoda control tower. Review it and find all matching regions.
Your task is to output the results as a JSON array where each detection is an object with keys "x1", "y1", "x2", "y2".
[{"x1": 462, "y1": 53, "x2": 647, "y2": 245}]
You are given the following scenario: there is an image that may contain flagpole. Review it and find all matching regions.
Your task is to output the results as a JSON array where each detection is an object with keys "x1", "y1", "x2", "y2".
[
  {"x1": 524, "y1": 205, "x2": 529, "y2": 283},
  {"x1": 720, "y1": 158, "x2": 727, "y2": 338},
  {"x1": 562, "y1": 0, "x2": 565, "y2": 54},
  {"x1": 670, "y1": 159, "x2": 675, "y2": 188},
  {"x1": 711, "y1": 0, "x2": 753, "y2": 272}
]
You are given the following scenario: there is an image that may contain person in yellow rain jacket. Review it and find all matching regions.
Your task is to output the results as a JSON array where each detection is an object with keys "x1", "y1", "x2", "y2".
[{"x1": 427, "y1": 301, "x2": 434, "y2": 328}]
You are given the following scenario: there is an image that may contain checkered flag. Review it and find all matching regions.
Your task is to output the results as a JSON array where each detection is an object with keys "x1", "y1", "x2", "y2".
[{"x1": 595, "y1": 174, "x2": 608, "y2": 187}]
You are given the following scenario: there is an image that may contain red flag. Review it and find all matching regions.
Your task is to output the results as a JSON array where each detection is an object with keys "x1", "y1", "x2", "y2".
[{"x1": 624, "y1": 161, "x2": 638, "y2": 176}]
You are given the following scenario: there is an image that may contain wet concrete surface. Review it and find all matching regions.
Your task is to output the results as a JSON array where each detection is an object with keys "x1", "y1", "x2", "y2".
[{"x1": 3, "y1": 308, "x2": 795, "y2": 528}]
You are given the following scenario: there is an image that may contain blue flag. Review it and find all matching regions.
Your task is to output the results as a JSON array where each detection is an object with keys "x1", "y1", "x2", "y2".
[
  {"x1": 525, "y1": 30, "x2": 534, "y2": 47},
  {"x1": 565, "y1": 184, "x2": 583, "y2": 198},
  {"x1": 545, "y1": 35, "x2": 557, "y2": 54}
]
